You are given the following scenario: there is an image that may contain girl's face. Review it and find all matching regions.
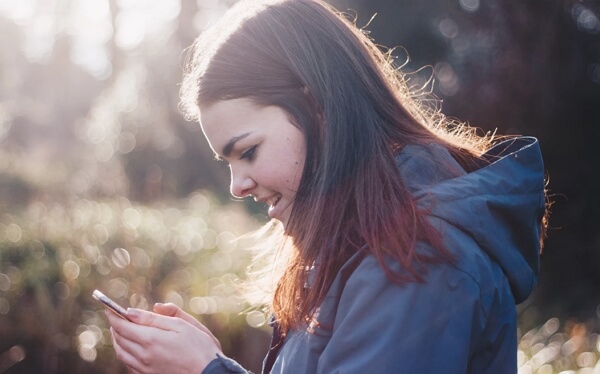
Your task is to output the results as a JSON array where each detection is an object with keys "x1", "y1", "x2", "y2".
[{"x1": 199, "y1": 98, "x2": 306, "y2": 227}]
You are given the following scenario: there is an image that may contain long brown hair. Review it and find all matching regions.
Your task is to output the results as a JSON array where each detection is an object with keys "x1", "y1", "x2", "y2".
[{"x1": 180, "y1": 0, "x2": 493, "y2": 333}]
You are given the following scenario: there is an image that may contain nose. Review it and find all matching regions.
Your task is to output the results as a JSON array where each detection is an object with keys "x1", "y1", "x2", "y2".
[{"x1": 229, "y1": 167, "x2": 256, "y2": 198}]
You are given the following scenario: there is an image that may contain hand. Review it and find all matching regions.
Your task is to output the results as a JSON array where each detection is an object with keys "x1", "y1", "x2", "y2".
[
  {"x1": 106, "y1": 304, "x2": 222, "y2": 374},
  {"x1": 152, "y1": 303, "x2": 221, "y2": 351}
]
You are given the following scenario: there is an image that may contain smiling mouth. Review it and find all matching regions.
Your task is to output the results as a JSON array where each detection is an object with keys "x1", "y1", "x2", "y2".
[
  {"x1": 256, "y1": 194, "x2": 282, "y2": 209},
  {"x1": 269, "y1": 195, "x2": 281, "y2": 208}
]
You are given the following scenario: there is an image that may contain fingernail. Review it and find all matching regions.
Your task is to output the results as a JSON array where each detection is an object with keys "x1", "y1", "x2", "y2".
[{"x1": 127, "y1": 308, "x2": 140, "y2": 319}]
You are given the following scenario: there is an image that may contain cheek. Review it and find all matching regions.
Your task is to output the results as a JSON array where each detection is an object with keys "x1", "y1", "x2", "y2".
[
  {"x1": 266, "y1": 150, "x2": 304, "y2": 192},
  {"x1": 286, "y1": 149, "x2": 305, "y2": 191},
  {"x1": 266, "y1": 129, "x2": 305, "y2": 192}
]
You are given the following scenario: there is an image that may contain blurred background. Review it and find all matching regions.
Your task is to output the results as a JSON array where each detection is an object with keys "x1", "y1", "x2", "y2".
[{"x1": 0, "y1": 0, "x2": 599, "y2": 373}]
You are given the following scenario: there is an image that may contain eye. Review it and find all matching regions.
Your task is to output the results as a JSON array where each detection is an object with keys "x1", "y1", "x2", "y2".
[{"x1": 240, "y1": 145, "x2": 257, "y2": 161}]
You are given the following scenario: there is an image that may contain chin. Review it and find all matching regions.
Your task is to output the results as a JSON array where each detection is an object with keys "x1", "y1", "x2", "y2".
[{"x1": 271, "y1": 203, "x2": 292, "y2": 228}]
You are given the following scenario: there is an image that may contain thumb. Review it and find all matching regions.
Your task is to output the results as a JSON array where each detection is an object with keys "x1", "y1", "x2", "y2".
[
  {"x1": 125, "y1": 308, "x2": 175, "y2": 331},
  {"x1": 154, "y1": 303, "x2": 222, "y2": 351},
  {"x1": 153, "y1": 302, "x2": 179, "y2": 317},
  {"x1": 153, "y1": 303, "x2": 200, "y2": 327}
]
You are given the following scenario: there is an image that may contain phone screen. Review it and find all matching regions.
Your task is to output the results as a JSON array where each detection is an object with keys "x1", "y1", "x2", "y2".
[{"x1": 93, "y1": 289, "x2": 131, "y2": 321}]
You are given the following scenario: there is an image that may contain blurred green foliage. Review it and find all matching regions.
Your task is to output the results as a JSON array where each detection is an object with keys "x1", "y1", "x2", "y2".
[{"x1": 0, "y1": 193, "x2": 271, "y2": 372}]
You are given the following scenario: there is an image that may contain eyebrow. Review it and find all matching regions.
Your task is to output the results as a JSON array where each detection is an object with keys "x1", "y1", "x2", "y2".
[{"x1": 222, "y1": 133, "x2": 251, "y2": 157}]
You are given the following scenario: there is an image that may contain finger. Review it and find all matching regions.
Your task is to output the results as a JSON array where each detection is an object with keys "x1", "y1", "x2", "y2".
[
  {"x1": 108, "y1": 312, "x2": 158, "y2": 363},
  {"x1": 106, "y1": 309, "x2": 128, "y2": 331},
  {"x1": 153, "y1": 303, "x2": 200, "y2": 327},
  {"x1": 110, "y1": 327, "x2": 144, "y2": 373},
  {"x1": 106, "y1": 309, "x2": 137, "y2": 337},
  {"x1": 128, "y1": 368, "x2": 143, "y2": 374},
  {"x1": 109, "y1": 308, "x2": 182, "y2": 360},
  {"x1": 154, "y1": 303, "x2": 222, "y2": 350},
  {"x1": 153, "y1": 302, "x2": 178, "y2": 316},
  {"x1": 125, "y1": 308, "x2": 180, "y2": 332}
]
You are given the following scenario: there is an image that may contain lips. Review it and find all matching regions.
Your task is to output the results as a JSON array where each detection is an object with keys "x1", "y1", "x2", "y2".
[
  {"x1": 257, "y1": 194, "x2": 279, "y2": 206},
  {"x1": 269, "y1": 195, "x2": 281, "y2": 208},
  {"x1": 256, "y1": 194, "x2": 281, "y2": 210}
]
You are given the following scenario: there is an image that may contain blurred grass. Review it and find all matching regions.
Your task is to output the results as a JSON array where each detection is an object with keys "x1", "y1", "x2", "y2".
[{"x1": 0, "y1": 192, "x2": 271, "y2": 373}]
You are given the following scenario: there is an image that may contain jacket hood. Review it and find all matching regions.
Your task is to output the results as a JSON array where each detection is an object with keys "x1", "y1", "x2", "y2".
[{"x1": 397, "y1": 137, "x2": 545, "y2": 303}]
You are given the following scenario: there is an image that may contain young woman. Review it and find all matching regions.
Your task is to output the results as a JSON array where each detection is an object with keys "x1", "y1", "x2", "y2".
[{"x1": 106, "y1": 0, "x2": 548, "y2": 373}]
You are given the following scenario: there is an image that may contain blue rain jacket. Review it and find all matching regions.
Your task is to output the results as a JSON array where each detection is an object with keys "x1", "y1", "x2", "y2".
[{"x1": 204, "y1": 137, "x2": 546, "y2": 374}]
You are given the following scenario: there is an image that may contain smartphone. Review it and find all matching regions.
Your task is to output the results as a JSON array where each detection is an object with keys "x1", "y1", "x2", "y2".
[{"x1": 93, "y1": 289, "x2": 131, "y2": 321}]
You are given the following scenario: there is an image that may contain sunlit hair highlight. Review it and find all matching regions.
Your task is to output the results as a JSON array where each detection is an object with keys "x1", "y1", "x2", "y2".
[{"x1": 180, "y1": 0, "x2": 495, "y2": 333}]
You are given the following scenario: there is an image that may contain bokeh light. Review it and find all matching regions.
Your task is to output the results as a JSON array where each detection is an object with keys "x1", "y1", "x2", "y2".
[{"x1": 459, "y1": 0, "x2": 479, "y2": 13}]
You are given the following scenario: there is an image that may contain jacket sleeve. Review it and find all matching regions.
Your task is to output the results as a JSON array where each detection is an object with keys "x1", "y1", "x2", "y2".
[
  {"x1": 202, "y1": 354, "x2": 252, "y2": 374},
  {"x1": 315, "y1": 255, "x2": 487, "y2": 373}
]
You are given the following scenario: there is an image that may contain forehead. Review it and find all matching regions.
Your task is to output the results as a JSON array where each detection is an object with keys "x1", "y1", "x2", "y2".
[
  {"x1": 200, "y1": 97, "x2": 302, "y2": 134},
  {"x1": 199, "y1": 98, "x2": 301, "y2": 155},
  {"x1": 200, "y1": 99, "x2": 255, "y2": 133},
  {"x1": 199, "y1": 99, "x2": 256, "y2": 148}
]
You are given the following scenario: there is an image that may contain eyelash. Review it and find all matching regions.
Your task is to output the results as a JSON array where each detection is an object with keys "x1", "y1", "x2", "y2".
[{"x1": 240, "y1": 145, "x2": 257, "y2": 161}]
